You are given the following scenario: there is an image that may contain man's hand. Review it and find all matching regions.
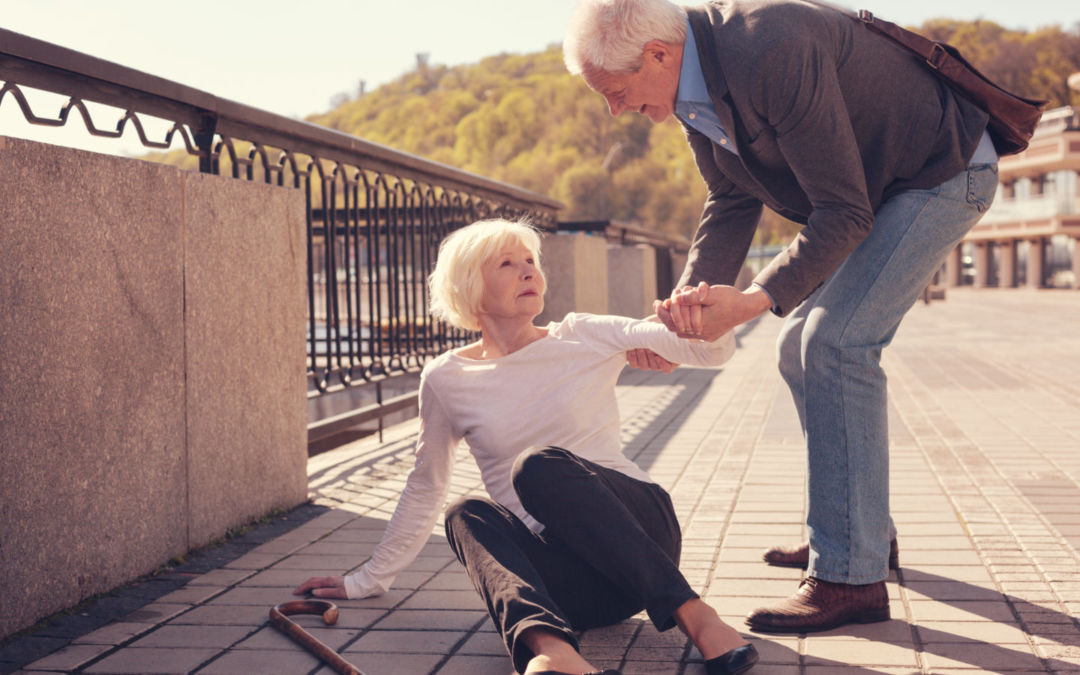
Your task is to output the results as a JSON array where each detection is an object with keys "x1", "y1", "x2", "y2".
[
  {"x1": 293, "y1": 575, "x2": 349, "y2": 599},
  {"x1": 656, "y1": 282, "x2": 710, "y2": 335},
  {"x1": 661, "y1": 284, "x2": 772, "y2": 341}
]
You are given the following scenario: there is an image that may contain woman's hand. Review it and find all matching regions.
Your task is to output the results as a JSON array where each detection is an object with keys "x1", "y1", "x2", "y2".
[
  {"x1": 626, "y1": 348, "x2": 677, "y2": 373},
  {"x1": 293, "y1": 575, "x2": 349, "y2": 599}
]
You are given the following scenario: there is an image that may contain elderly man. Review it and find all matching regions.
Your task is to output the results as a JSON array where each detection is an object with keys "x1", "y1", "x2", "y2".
[{"x1": 564, "y1": 0, "x2": 998, "y2": 633}]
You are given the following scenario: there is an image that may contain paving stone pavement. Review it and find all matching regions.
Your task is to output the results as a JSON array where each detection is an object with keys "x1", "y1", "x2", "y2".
[{"x1": 5, "y1": 288, "x2": 1080, "y2": 675}]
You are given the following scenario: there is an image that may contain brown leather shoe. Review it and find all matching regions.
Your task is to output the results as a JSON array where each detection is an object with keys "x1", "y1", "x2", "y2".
[
  {"x1": 762, "y1": 538, "x2": 899, "y2": 570},
  {"x1": 746, "y1": 577, "x2": 890, "y2": 633}
]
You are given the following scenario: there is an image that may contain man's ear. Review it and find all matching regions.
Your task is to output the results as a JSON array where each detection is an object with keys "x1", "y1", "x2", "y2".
[{"x1": 642, "y1": 39, "x2": 677, "y2": 65}]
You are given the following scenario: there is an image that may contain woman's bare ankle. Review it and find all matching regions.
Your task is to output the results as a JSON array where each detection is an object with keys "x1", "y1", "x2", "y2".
[
  {"x1": 673, "y1": 599, "x2": 748, "y2": 660},
  {"x1": 521, "y1": 627, "x2": 596, "y2": 674},
  {"x1": 524, "y1": 653, "x2": 598, "y2": 674}
]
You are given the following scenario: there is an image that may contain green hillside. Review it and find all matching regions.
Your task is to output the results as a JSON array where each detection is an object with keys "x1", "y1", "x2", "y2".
[
  {"x1": 146, "y1": 19, "x2": 1079, "y2": 244},
  {"x1": 308, "y1": 45, "x2": 709, "y2": 240},
  {"x1": 305, "y1": 19, "x2": 1078, "y2": 242}
]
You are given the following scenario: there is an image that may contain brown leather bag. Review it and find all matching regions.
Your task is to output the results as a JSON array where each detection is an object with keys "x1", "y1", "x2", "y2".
[{"x1": 854, "y1": 9, "x2": 1049, "y2": 156}]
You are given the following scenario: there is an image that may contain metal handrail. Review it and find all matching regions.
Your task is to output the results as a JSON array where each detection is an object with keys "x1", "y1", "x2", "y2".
[
  {"x1": 0, "y1": 26, "x2": 563, "y2": 418},
  {"x1": 0, "y1": 27, "x2": 560, "y2": 211},
  {"x1": 558, "y1": 219, "x2": 691, "y2": 254}
]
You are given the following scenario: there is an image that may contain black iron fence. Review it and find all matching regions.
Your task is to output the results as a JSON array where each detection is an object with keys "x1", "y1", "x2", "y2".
[{"x1": 0, "y1": 28, "x2": 561, "y2": 414}]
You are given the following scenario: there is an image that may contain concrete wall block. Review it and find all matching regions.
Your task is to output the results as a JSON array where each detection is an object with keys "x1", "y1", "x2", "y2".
[
  {"x1": 183, "y1": 173, "x2": 308, "y2": 547},
  {"x1": 607, "y1": 244, "x2": 657, "y2": 318},
  {"x1": 537, "y1": 232, "x2": 609, "y2": 324},
  {"x1": 0, "y1": 136, "x2": 308, "y2": 637},
  {"x1": 0, "y1": 136, "x2": 188, "y2": 637}
]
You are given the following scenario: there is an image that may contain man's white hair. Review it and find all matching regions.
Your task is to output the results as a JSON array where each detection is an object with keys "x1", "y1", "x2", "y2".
[{"x1": 563, "y1": 0, "x2": 688, "y2": 75}]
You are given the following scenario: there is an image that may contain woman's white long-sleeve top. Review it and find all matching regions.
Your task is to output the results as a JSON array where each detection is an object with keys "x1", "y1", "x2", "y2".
[{"x1": 343, "y1": 312, "x2": 735, "y2": 599}]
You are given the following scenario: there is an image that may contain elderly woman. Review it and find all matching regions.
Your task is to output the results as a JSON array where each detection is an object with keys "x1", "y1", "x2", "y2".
[{"x1": 295, "y1": 220, "x2": 758, "y2": 675}]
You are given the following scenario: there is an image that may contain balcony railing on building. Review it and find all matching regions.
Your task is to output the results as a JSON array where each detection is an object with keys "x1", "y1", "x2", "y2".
[{"x1": 960, "y1": 106, "x2": 1080, "y2": 289}]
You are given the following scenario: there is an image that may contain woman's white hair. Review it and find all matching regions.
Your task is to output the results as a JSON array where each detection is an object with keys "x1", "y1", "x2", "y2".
[
  {"x1": 428, "y1": 219, "x2": 545, "y2": 332},
  {"x1": 563, "y1": 0, "x2": 687, "y2": 75}
]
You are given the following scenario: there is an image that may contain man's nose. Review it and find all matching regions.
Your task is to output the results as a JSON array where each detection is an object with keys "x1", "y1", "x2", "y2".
[{"x1": 606, "y1": 97, "x2": 624, "y2": 117}]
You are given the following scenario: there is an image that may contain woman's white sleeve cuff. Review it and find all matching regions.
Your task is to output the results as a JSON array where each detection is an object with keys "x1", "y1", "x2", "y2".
[{"x1": 344, "y1": 566, "x2": 391, "y2": 599}]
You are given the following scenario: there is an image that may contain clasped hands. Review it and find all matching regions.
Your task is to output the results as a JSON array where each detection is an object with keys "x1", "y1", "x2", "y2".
[
  {"x1": 627, "y1": 282, "x2": 772, "y2": 372},
  {"x1": 657, "y1": 281, "x2": 771, "y2": 340}
]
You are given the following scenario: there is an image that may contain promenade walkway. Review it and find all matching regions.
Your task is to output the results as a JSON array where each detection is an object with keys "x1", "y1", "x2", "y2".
[{"x1": 5, "y1": 288, "x2": 1080, "y2": 675}]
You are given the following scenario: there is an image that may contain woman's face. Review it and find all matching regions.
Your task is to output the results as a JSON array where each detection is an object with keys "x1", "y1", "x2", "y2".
[{"x1": 478, "y1": 239, "x2": 545, "y2": 323}]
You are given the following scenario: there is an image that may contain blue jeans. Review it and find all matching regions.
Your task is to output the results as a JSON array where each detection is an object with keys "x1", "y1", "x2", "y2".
[{"x1": 776, "y1": 162, "x2": 998, "y2": 584}]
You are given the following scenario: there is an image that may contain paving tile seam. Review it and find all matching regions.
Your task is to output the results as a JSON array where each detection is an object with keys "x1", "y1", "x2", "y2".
[
  {"x1": 620, "y1": 372, "x2": 717, "y2": 466},
  {"x1": 299, "y1": 564, "x2": 459, "y2": 674},
  {"x1": 888, "y1": 359, "x2": 1072, "y2": 672},
  {"x1": 303, "y1": 450, "x2": 494, "y2": 674},
  {"x1": 891, "y1": 310, "x2": 1077, "y2": 670},
  {"x1": 182, "y1": 621, "x2": 271, "y2": 675},
  {"x1": 929, "y1": 362, "x2": 1080, "y2": 473},
  {"x1": 895, "y1": 569, "x2": 932, "y2": 674},
  {"x1": 893, "y1": 357, "x2": 1080, "y2": 588},
  {"x1": 308, "y1": 440, "x2": 419, "y2": 492},
  {"x1": 679, "y1": 334, "x2": 790, "y2": 668},
  {"x1": 677, "y1": 343, "x2": 773, "y2": 543},
  {"x1": 963, "y1": 395, "x2": 1080, "y2": 489},
  {"x1": 63, "y1": 455, "x2": 473, "y2": 674},
  {"x1": 888, "y1": 354, "x2": 1062, "y2": 543},
  {"x1": 55, "y1": 572, "x2": 280, "y2": 674},
  {"x1": 65, "y1": 597, "x2": 266, "y2": 674},
  {"x1": 410, "y1": 614, "x2": 491, "y2": 674}
]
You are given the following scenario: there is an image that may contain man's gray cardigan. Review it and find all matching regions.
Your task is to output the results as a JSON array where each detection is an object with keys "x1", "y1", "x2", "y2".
[{"x1": 679, "y1": 0, "x2": 989, "y2": 315}]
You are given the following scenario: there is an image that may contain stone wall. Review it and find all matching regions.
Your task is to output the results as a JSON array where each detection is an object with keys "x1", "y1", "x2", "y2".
[
  {"x1": 607, "y1": 244, "x2": 658, "y2": 319},
  {"x1": 536, "y1": 231, "x2": 609, "y2": 325},
  {"x1": 0, "y1": 136, "x2": 308, "y2": 638}
]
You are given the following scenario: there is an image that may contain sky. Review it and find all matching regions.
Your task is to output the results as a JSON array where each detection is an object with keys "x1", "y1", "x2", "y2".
[{"x1": 1, "y1": 0, "x2": 1077, "y2": 156}]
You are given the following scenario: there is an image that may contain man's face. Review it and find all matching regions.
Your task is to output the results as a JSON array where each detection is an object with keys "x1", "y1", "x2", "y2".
[{"x1": 582, "y1": 40, "x2": 682, "y2": 123}]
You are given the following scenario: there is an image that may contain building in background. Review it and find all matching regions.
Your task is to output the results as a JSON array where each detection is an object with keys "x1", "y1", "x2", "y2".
[{"x1": 946, "y1": 106, "x2": 1080, "y2": 290}]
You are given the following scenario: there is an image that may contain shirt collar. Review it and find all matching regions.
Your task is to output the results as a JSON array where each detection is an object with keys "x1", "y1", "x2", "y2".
[{"x1": 677, "y1": 19, "x2": 711, "y2": 105}]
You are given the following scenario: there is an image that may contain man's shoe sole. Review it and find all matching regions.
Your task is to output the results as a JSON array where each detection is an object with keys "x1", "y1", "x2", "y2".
[{"x1": 746, "y1": 606, "x2": 891, "y2": 634}]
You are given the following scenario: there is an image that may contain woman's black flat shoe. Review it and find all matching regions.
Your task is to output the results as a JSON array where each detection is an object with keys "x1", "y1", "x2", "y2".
[{"x1": 705, "y1": 643, "x2": 759, "y2": 675}]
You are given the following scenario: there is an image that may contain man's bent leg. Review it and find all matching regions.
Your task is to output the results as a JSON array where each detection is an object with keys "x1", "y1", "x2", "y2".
[
  {"x1": 748, "y1": 162, "x2": 997, "y2": 634},
  {"x1": 801, "y1": 163, "x2": 997, "y2": 584},
  {"x1": 776, "y1": 288, "x2": 821, "y2": 436}
]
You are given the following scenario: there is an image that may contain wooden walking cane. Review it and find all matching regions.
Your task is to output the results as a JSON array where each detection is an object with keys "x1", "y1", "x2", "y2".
[{"x1": 269, "y1": 600, "x2": 365, "y2": 675}]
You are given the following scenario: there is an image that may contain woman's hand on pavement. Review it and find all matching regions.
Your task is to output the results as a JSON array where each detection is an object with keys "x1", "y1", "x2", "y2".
[{"x1": 293, "y1": 575, "x2": 349, "y2": 599}]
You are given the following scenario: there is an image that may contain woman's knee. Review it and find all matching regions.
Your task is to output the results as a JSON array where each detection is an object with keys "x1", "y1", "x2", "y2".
[
  {"x1": 444, "y1": 497, "x2": 501, "y2": 543},
  {"x1": 511, "y1": 446, "x2": 575, "y2": 493},
  {"x1": 445, "y1": 496, "x2": 482, "y2": 522}
]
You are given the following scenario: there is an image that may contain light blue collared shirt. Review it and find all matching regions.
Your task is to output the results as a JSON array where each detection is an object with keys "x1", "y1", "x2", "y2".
[{"x1": 675, "y1": 20, "x2": 737, "y2": 155}]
